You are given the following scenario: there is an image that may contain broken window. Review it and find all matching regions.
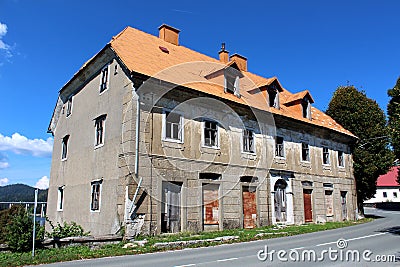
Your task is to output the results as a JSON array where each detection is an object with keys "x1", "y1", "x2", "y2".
[
  {"x1": 302, "y1": 98, "x2": 311, "y2": 119},
  {"x1": 325, "y1": 190, "x2": 333, "y2": 216},
  {"x1": 301, "y1": 143, "x2": 310, "y2": 162},
  {"x1": 202, "y1": 184, "x2": 219, "y2": 226},
  {"x1": 95, "y1": 115, "x2": 106, "y2": 147},
  {"x1": 322, "y1": 147, "x2": 330, "y2": 165},
  {"x1": 161, "y1": 182, "x2": 182, "y2": 233},
  {"x1": 61, "y1": 135, "x2": 69, "y2": 160},
  {"x1": 91, "y1": 181, "x2": 102, "y2": 211},
  {"x1": 164, "y1": 111, "x2": 183, "y2": 141},
  {"x1": 100, "y1": 64, "x2": 109, "y2": 93},
  {"x1": 242, "y1": 186, "x2": 257, "y2": 228},
  {"x1": 275, "y1": 136, "x2": 284, "y2": 158},
  {"x1": 66, "y1": 96, "x2": 72, "y2": 117},
  {"x1": 57, "y1": 186, "x2": 64, "y2": 211},
  {"x1": 268, "y1": 86, "x2": 279, "y2": 109},
  {"x1": 204, "y1": 120, "x2": 218, "y2": 147},
  {"x1": 338, "y1": 151, "x2": 344, "y2": 167},
  {"x1": 243, "y1": 129, "x2": 255, "y2": 153}
]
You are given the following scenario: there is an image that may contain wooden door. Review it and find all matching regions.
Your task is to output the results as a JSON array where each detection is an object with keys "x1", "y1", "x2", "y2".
[
  {"x1": 203, "y1": 184, "x2": 219, "y2": 226},
  {"x1": 242, "y1": 186, "x2": 257, "y2": 229},
  {"x1": 303, "y1": 189, "x2": 313, "y2": 223}
]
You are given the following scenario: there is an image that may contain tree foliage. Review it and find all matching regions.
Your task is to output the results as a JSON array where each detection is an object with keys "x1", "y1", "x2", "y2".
[
  {"x1": 326, "y1": 86, "x2": 394, "y2": 209},
  {"x1": 387, "y1": 77, "x2": 400, "y2": 183}
]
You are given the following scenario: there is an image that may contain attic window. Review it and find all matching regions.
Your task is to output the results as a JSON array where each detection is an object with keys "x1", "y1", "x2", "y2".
[
  {"x1": 268, "y1": 85, "x2": 279, "y2": 109},
  {"x1": 224, "y1": 72, "x2": 240, "y2": 97},
  {"x1": 302, "y1": 98, "x2": 311, "y2": 119},
  {"x1": 159, "y1": 46, "x2": 169, "y2": 53}
]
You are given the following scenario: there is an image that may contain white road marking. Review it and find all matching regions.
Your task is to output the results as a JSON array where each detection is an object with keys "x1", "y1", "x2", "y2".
[
  {"x1": 315, "y1": 232, "x2": 387, "y2": 247},
  {"x1": 174, "y1": 264, "x2": 196, "y2": 267},
  {"x1": 217, "y1": 257, "x2": 238, "y2": 262}
]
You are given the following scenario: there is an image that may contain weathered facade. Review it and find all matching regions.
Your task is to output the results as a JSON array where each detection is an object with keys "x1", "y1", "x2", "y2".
[{"x1": 47, "y1": 25, "x2": 357, "y2": 237}]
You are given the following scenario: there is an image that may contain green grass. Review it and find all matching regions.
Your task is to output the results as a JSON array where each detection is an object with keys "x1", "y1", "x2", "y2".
[{"x1": 0, "y1": 218, "x2": 372, "y2": 267}]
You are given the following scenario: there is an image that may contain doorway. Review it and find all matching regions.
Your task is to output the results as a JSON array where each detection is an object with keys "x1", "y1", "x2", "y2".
[
  {"x1": 341, "y1": 191, "x2": 347, "y2": 221},
  {"x1": 161, "y1": 182, "x2": 182, "y2": 233},
  {"x1": 303, "y1": 189, "x2": 313, "y2": 223},
  {"x1": 274, "y1": 179, "x2": 287, "y2": 222},
  {"x1": 242, "y1": 186, "x2": 257, "y2": 228}
]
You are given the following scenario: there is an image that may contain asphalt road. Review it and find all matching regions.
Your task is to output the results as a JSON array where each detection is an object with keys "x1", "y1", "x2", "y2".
[{"x1": 40, "y1": 208, "x2": 400, "y2": 267}]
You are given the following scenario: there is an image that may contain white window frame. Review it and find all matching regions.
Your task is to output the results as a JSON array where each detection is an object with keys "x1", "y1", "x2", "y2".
[
  {"x1": 202, "y1": 119, "x2": 220, "y2": 149},
  {"x1": 66, "y1": 95, "x2": 73, "y2": 117},
  {"x1": 275, "y1": 136, "x2": 285, "y2": 158},
  {"x1": 337, "y1": 151, "x2": 345, "y2": 168},
  {"x1": 90, "y1": 180, "x2": 102, "y2": 212},
  {"x1": 242, "y1": 128, "x2": 255, "y2": 154},
  {"x1": 322, "y1": 147, "x2": 331, "y2": 165},
  {"x1": 94, "y1": 115, "x2": 106, "y2": 148},
  {"x1": 162, "y1": 109, "x2": 184, "y2": 143},
  {"x1": 57, "y1": 186, "x2": 65, "y2": 211},
  {"x1": 301, "y1": 142, "x2": 310, "y2": 162},
  {"x1": 99, "y1": 64, "x2": 110, "y2": 94},
  {"x1": 61, "y1": 135, "x2": 69, "y2": 161}
]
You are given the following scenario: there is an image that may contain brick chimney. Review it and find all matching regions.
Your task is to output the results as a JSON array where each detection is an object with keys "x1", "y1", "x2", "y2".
[
  {"x1": 159, "y1": 24, "x2": 180, "y2": 45},
  {"x1": 218, "y1": 43, "x2": 229, "y2": 64},
  {"x1": 230, "y1": 53, "x2": 247, "y2": 71}
]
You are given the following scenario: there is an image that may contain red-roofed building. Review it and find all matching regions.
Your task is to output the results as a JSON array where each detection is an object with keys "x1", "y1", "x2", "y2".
[{"x1": 364, "y1": 167, "x2": 400, "y2": 204}]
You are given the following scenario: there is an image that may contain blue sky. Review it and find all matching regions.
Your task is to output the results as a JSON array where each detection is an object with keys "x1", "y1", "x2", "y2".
[{"x1": 0, "y1": 0, "x2": 399, "y2": 187}]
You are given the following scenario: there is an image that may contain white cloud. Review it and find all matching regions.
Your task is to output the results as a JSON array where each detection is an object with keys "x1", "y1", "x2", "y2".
[
  {"x1": 35, "y1": 176, "x2": 49, "y2": 190},
  {"x1": 0, "y1": 152, "x2": 9, "y2": 169},
  {"x1": 0, "y1": 178, "x2": 9, "y2": 186},
  {"x1": 0, "y1": 133, "x2": 53, "y2": 157},
  {"x1": 0, "y1": 22, "x2": 12, "y2": 60}
]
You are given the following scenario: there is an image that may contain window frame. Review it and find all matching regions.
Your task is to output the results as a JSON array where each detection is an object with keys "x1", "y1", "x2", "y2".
[
  {"x1": 94, "y1": 115, "x2": 106, "y2": 148},
  {"x1": 61, "y1": 135, "x2": 69, "y2": 160},
  {"x1": 242, "y1": 128, "x2": 255, "y2": 154},
  {"x1": 202, "y1": 119, "x2": 219, "y2": 149},
  {"x1": 162, "y1": 109, "x2": 184, "y2": 143},
  {"x1": 322, "y1": 147, "x2": 330, "y2": 165},
  {"x1": 275, "y1": 136, "x2": 285, "y2": 158},
  {"x1": 57, "y1": 186, "x2": 65, "y2": 211},
  {"x1": 337, "y1": 151, "x2": 345, "y2": 168},
  {"x1": 99, "y1": 64, "x2": 110, "y2": 94},
  {"x1": 90, "y1": 180, "x2": 102, "y2": 212},
  {"x1": 383, "y1": 191, "x2": 387, "y2": 198},
  {"x1": 301, "y1": 142, "x2": 310, "y2": 162}
]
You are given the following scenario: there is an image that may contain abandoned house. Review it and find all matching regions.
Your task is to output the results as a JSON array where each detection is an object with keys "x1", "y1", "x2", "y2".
[{"x1": 47, "y1": 24, "x2": 358, "y2": 237}]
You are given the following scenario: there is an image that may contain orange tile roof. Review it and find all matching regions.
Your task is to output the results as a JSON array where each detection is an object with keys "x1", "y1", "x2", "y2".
[
  {"x1": 109, "y1": 26, "x2": 355, "y2": 138},
  {"x1": 284, "y1": 90, "x2": 315, "y2": 105}
]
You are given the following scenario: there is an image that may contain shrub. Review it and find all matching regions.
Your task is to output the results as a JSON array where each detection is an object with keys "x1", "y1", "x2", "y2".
[
  {"x1": 47, "y1": 220, "x2": 90, "y2": 239},
  {"x1": 5, "y1": 206, "x2": 33, "y2": 252}
]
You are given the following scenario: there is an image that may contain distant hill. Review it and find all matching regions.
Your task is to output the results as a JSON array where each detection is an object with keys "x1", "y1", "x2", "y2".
[{"x1": 0, "y1": 184, "x2": 48, "y2": 202}]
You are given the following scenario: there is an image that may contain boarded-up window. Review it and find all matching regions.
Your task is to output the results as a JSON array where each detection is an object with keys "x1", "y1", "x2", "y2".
[
  {"x1": 325, "y1": 190, "x2": 333, "y2": 216},
  {"x1": 202, "y1": 184, "x2": 219, "y2": 225}
]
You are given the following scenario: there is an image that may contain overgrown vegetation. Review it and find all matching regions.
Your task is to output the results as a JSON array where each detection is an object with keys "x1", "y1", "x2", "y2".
[
  {"x1": 0, "y1": 218, "x2": 372, "y2": 267},
  {"x1": 326, "y1": 85, "x2": 395, "y2": 212},
  {"x1": 46, "y1": 220, "x2": 90, "y2": 239}
]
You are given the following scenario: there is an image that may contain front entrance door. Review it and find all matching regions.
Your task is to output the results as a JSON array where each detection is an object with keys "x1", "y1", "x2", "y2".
[
  {"x1": 161, "y1": 182, "x2": 182, "y2": 233},
  {"x1": 242, "y1": 186, "x2": 257, "y2": 228},
  {"x1": 341, "y1": 191, "x2": 347, "y2": 221},
  {"x1": 303, "y1": 189, "x2": 313, "y2": 223}
]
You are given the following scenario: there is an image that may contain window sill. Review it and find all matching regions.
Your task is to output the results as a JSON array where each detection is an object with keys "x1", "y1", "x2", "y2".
[
  {"x1": 241, "y1": 151, "x2": 257, "y2": 160},
  {"x1": 322, "y1": 164, "x2": 332, "y2": 170},
  {"x1": 162, "y1": 138, "x2": 184, "y2": 144},
  {"x1": 94, "y1": 144, "x2": 104, "y2": 150},
  {"x1": 201, "y1": 144, "x2": 220, "y2": 150},
  {"x1": 99, "y1": 88, "x2": 108, "y2": 96},
  {"x1": 61, "y1": 158, "x2": 67, "y2": 162},
  {"x1": 90, "y1": 210, "x2": 101, "y2": 213}
]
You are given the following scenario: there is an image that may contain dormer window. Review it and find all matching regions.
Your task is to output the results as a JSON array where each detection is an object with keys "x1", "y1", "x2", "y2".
[
  {"x1": 225, "y1": 73, "x2": 240, "y2": 96},
  {"x1": 302, "y1": 98, "x2": 311, "y2": 119},
  {"x1": 268, "y1": 85, "x2": 280, "y2": 109}
]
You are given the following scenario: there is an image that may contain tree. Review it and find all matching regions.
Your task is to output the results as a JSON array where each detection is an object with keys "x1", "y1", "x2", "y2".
[
  {"x1": 326, "y1": 85, "x2": 394, "y2": 212},
  {"x1": 387, "y1": 77, "x2": 400, "y2": 183}
]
